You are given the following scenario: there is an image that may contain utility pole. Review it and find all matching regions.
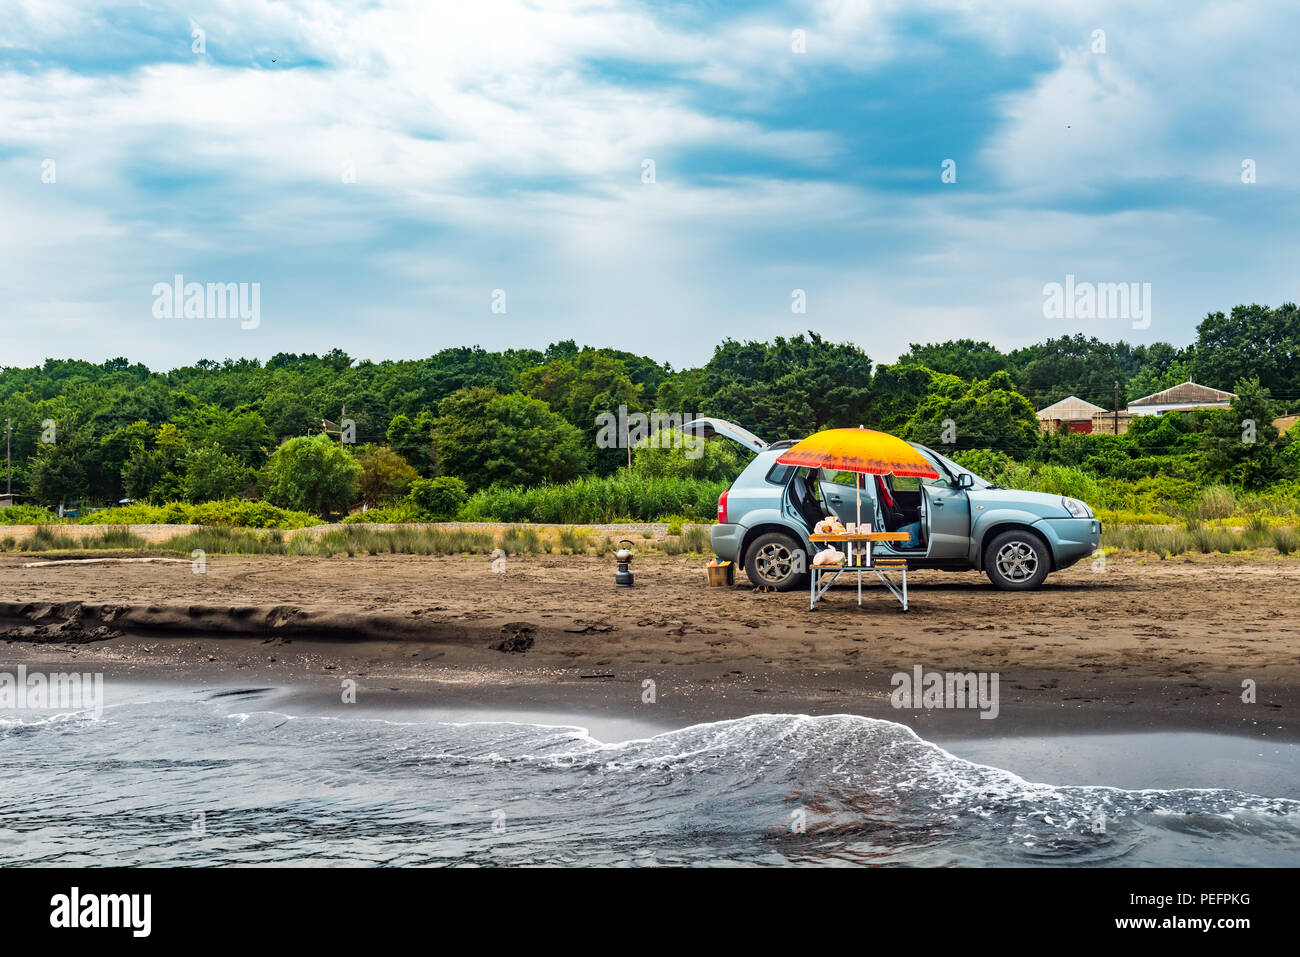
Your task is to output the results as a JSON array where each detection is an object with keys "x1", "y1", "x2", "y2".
[
  {"x1": 5, "y1": 418, "x2": 10, "y2": 495},
  {"x1": 320, "y1": 405, "x2": 349, "y2": 447},
  {"x1": 1113, "y1": 381, "x2": 1120, "y2": 435}
]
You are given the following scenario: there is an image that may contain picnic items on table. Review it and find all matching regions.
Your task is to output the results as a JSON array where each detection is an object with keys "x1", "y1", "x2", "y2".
[
  {"x1": 813, "y1": 518, "x2": 845, "y2": 536},
  {"x1": 812, "y1": 547, "x2": 845, "y2": 566},
  {"x1": 808, "y1": 530, "x2": 913, "y2": 611},
  {"x1": 776, "y1": 426, "x2": 940, "y2": 530}
]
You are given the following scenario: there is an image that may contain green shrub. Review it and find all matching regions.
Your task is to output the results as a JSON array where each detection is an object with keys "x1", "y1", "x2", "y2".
[
  {"x1": 1271, "y1": 527, "x2": 1297, "y2": 555},
  {"x1": 187, "y1": 500, "x2": 322, "y2": 529},
  {"x1": 407, "y1": 476, "x2": 468, "y2": 520},
  {"x1": 0, "y1": 504, "x2": 58, "y2": 525},
  {"x1": 67, "y1": 500, "x2": 321, "y2": 529},
  {"x1": 340, "y1": 503, "x2": 427, "y2": 524},
  {"x1": 631, "y1": 427, "x2": 746, "y2": 482}
]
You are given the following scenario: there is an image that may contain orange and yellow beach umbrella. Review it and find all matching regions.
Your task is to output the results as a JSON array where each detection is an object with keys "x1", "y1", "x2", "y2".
[{"x1": 775, "y1": 427, "x2": 940, "y2": 528}]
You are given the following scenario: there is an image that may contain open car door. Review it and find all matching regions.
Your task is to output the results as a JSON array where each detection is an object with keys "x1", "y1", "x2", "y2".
[{"x1": 680, "y1": 417, "x2": 768, "y2": 453}]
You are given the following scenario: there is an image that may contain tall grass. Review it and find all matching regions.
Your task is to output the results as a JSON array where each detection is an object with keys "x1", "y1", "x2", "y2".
[
  {"x1": 83, "y1": 525, "x2": 147, "y2": 549},
  {"x1": 1272, "y1": 527, "x2": 1298, "y2": 555},
  {"x1": 1194, "y1": 485, "x2": 1238, "y2": 521},
  {"x1": 18, "y1": 526, "x2": 81, "y2": 551},
  {"x1": 1104, "y1": 523, "x2": 1300, "y2": 556},
  {"x1": 461, "y1": 474, "x2": 727, "y2": 524},
  {"x1": 683, "y1": 526, "x2": 710, "y2": 553},
  {"x1": 557, "y1": 527, "x2": 590, "y2": 554}
]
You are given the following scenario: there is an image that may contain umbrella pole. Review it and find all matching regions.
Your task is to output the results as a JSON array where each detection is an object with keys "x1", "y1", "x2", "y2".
[{"x1": 856, "y1": 473, "x2": 862, "y2": 528}]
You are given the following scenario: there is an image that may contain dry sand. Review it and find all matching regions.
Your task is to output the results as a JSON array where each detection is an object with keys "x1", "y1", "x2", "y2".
[{"x1": 2, "y1": 552, "x2": 1296, "y2": 739}]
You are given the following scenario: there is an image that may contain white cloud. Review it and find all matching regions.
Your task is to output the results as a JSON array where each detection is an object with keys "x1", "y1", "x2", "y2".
[{"x1": 2, "y1": 0, "x2": 1298, "y2": 370}]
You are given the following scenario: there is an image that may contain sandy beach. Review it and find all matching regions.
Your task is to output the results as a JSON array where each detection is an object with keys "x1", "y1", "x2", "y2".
[{"x1": 2, "y1": 551, "x2": 1296, "y2": 741}]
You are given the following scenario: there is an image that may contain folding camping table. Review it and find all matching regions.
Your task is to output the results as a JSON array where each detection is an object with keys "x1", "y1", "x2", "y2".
[{"x1": 808, "y1": 531, "x2": 912, "y2": 611}]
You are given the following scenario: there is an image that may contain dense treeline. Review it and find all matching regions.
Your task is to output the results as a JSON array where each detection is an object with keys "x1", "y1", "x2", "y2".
[{"x1": 1, "y1": 302, "x2": 1298, "y2": 519}]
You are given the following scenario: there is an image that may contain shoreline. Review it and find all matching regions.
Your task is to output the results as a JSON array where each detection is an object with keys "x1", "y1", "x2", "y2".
[{"x1": 7, "y1": 635, "x2": 1294, "y2": 744}]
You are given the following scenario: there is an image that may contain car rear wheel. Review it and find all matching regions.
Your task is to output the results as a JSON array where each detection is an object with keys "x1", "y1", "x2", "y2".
[
  {"x1": 745, "y1": 532, "x2": 807, "y2": 591},
  {"x1": 984, "y1": 530, "x2": 1050, "y2": 590}
]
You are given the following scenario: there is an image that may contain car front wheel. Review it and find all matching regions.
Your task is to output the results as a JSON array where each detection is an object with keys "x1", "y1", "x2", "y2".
[
  {"x1": 745, "y1": 532, "x2": 808, "y2": 591},
  {"x1": 984, "y1": 530, "x2": 1050, "y2": 590}
]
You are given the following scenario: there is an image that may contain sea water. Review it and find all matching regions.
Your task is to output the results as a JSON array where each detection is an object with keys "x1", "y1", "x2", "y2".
[{"x1": 1, "y1": 687, "x2": 1297, "y2": 866}]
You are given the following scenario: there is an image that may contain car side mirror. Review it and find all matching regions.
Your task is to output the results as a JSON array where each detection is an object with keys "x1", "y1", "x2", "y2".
[{"x1": 957, "y1": 473, "x2": 974, "y2": 489}]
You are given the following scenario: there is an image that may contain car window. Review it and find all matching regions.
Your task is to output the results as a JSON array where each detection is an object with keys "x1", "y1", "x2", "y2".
[{"x1": 765, "y1": 463, "x2": 793, "y2": 485}]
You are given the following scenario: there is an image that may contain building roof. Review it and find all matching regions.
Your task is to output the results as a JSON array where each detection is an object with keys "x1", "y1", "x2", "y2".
[
  {"x1": 1127, "y1": 381, "x2": 1236, "y2": 408},
  {"x1": 1037, "y1": 395, "x2": 1108, "y2": 419}
]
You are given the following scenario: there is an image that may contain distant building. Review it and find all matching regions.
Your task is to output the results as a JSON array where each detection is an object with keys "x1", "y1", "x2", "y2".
[
  {"x1": 1037, "y1": 395, "x2": 1108, "y2": 434},
  {"x1": 1127, "y1": 381, "x2": 1235, "y2": 416},
  {"x1": 0, "y1": 493, "x2": 17, "y2": 509},
  {"x1": 1091, "y1": 410, "x2": 1133, "y2": 436}
]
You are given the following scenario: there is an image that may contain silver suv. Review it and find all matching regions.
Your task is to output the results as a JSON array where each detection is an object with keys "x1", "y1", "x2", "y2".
[{"x1": 686, "y1": 418, "x2": 1101, "y2": 591}]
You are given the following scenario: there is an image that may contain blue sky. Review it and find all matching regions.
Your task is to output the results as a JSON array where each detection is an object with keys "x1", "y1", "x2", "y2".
[{"x1": 2, "y1": 0, "x2": 1297, "y2": 371}]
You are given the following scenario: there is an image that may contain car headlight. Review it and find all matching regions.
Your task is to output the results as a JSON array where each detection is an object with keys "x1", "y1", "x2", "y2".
[{"x1": 1061, "y1": 497, "x2": 1092, "y2": 518}]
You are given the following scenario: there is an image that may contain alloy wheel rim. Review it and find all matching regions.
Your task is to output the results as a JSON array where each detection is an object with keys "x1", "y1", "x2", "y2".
[
  {"x1": 995, "y1": 541, "x2": 1039, "y2": 581},
  {"x1": 755, "y1": 543, "x2": 794, "y2": 583}
]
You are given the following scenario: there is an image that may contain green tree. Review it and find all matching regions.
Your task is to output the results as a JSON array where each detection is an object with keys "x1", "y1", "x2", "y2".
[
  {"x1": 631, "y1": 428, "x2": 747, "y2": 481},
  {"x1": 1007, "y1": 334, "x2": 1141, "y2": 409},
  {"x1": 356, "y1": 444, "x2": 418, "y2": 505},
  {"x1": 433, "y1": 388, "x2": 588, "y2": 489},
  {"x1": 1196, "y1": 378, "x2": 1288, "y2": 487},
  {"x1": 1190, "y1": 303, "x2": 1300, "y2": 397},
  {"x1": 181, "y1": 444, "x2": 253, "y2": 502},
  {"x1": 27, "y1": 426, "x2": 97, "y2": 506},
  {"x1": 697, "y1": 333, "x2": 873, "y2": 439},
  {"x1": 385, "y1": 411, "x2": 437, "y2": 476},
  {"x1": 904, "y1": 370, "x2": 1039, "y2": 453},
  {"x1": 522, "y1": 350, "x2": 643, "y2": 474},
  {"x1": 120, "y1": 423, "x2": 187, "y2": 502},
  {"x1": 263, "y1": 435, "x2": 362, "y2": 516},
  {"x1": 902, "y1": 340, "x2": 1008, "y2": 381},
  {"x1": 868, "y1": 363, "x2": 948, "y2": 434}
]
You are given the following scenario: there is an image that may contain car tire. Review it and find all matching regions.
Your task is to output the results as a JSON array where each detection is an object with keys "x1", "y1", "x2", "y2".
[
  {"x1": 744, "y1": 532, "x2": 808, "y2": 592},
  {"x1": 984, "y1": 530, "x2": 1051, "y2": 591}
]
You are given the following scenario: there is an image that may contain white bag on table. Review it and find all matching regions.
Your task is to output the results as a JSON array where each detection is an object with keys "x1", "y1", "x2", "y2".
[{"x1": 812, "y1": 547, "x2": 844, "y2": 566}]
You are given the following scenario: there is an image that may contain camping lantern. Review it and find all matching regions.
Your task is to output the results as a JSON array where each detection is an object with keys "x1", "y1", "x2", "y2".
[{"x1": 614, "y1": 539, "x2": 635, "y2": 587}]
